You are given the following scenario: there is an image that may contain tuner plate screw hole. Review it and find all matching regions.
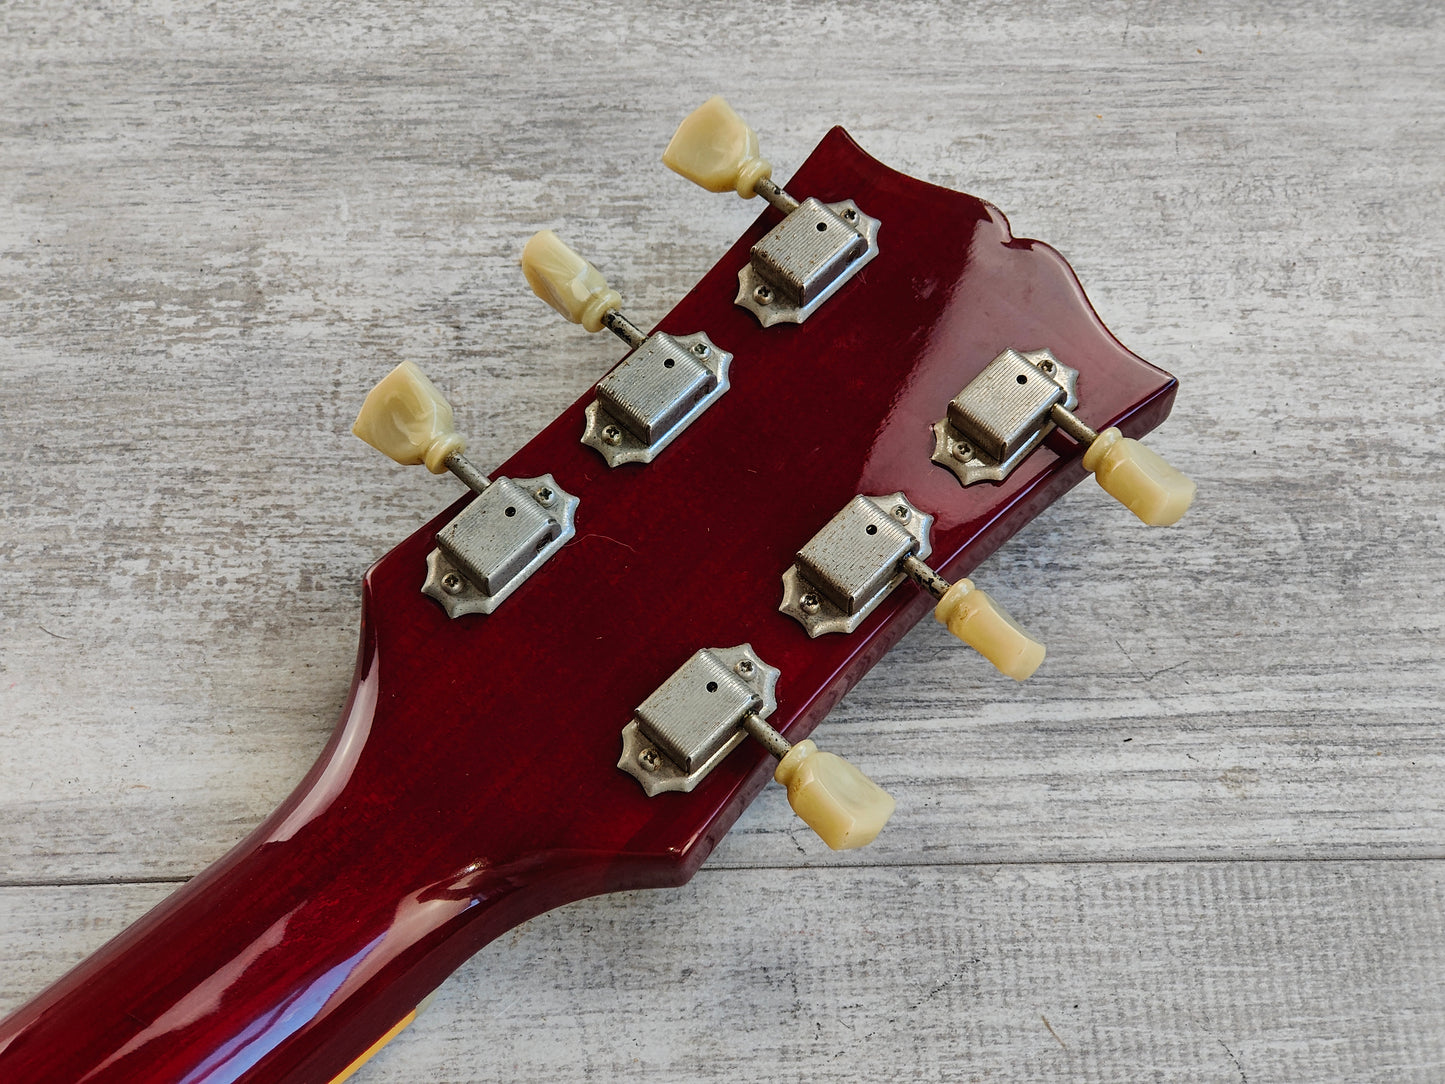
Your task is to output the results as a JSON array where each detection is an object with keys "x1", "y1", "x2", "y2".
[
  {"x1": 1016, "y1": 374, "x2": 1028, "y2": 384},
  {"x1": 865, "y1": 524, "x2": 878, "y2": 535},
  {"x1": 706, "y1": 681, "x2": 719, "y2": 692}
]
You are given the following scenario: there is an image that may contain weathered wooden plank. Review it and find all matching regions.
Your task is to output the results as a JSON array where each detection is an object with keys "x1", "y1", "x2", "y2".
[
  {"x1": 0, "y1": 0, "x2": 1442, "y2": 1078},
  {"x1": 2, "y1": 862, "x2": 1442, "y2": 1083}
]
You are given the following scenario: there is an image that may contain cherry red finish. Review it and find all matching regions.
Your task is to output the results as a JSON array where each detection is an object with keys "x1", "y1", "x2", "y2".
[{"x1": 0, "y1": 128, "x2": 1179, "y2": 1083}]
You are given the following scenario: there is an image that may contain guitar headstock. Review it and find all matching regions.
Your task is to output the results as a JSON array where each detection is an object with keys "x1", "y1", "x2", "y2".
[
  {"x1": 0, "y1": 99, "x2": 1197, "y2": 1084},
  {"x1": 347, "y1": 98, "x2": 1191, "y2": 888}
]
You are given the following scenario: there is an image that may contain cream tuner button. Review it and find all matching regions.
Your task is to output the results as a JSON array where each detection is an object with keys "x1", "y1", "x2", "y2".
[
  {"x1": 1082, "y1": 427, "x2": 1197, "y2": 527},
  {"x1": 932, "y1": 577, "x2": 1047, "y2": 682},
  {"x1": 662, "y1": 95, "x2": 773, "y2": 199}
]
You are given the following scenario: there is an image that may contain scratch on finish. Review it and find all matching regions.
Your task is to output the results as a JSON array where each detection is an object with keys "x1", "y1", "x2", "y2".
[{"x1": 1041, "y1": 1014, "x2": 1066, "y2": 1049}]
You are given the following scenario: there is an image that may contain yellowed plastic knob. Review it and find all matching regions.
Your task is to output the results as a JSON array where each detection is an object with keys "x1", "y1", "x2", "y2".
[
  {"x1": 662, "y1": 96, "x2": 773, "y2": 199},
  {"x1": 352, "y1": 361, "x2": 465, "y2": 474},
  {"x1": 1082, "y1": 427, "x2": 1197, "y2": 527},
  {"x1": 773, "y1": 739, "x2": 895, "y2": 850},
  {"x1": 934, "y1": 579, "x2": 1046, "y2": 681},
  {"x1": 520, "y1": 230, "x2": 621, "y2": 334}
]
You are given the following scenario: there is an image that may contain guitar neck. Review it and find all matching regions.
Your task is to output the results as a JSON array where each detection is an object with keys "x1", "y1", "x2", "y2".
[{"x1": 0, "y1": 631, "x2": 655, "y2": 1082}]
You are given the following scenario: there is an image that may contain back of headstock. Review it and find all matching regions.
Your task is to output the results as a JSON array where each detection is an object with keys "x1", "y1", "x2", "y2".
[{"x1": 0, "y1": 98, "x2": 1193, "y2": 1084}]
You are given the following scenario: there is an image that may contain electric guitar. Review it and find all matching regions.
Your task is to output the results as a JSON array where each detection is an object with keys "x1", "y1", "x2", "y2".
[{"x1": 0, "y1": 97, "x2": 1194, "y2": 1083}]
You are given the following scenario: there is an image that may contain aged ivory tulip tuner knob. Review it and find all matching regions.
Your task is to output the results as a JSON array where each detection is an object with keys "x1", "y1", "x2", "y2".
[
  {"x1": 618, "y1": 646, "x2": 894, "y2": 850},
  {"x1": 780, "y1": 493, "x2": 1046, "y2": 681},
  {"x1": 662, "y1": 95, "x2": 881, "y2": 326},
  {"x1": 520, "y1": 230, "x2": 733, "y2": 468},
  {"x1": 353, "y1": 360, "x2": 493, "y2": 494},
  {"x1": 353, "y1": 361, "x2": 579, "y2": 619},
  {"x1": 1051, "y1": 409, "x2": 1196, "y2": 528},
  {"x1": 521, "y1": 229, "x2": 644, "y2": 348},
  {"x1": 932, "y1": 347, "x2": 1195, "y2": 526}
]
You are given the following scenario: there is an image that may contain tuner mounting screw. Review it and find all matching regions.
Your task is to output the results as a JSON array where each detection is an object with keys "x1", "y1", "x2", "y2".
[
  {"x1": 534, "y1": 486, "x2": 555, "y2": 507},
  {"x1": 1039, "y1": 358, "x2": 1055, "y2": 374},
  {"x1": 691, "y1": 342, "x2": 711, "y2": 358},
  {"x1": 951, "y1": 441, "x2": 972, "y2": 462},
  {"x1": 892, "y1": 505, "x2": 910, "y2": 521},
  {"x1": 800, "y1": 591, "x2": 821, "y2": 615},
  {"x1": 752, "y1": 284, "x2": 774, "y2": 306},
  {"x1": 843, "y1": 207, "x2": 859, "y2": 223},
  {"x1": 602, "y1": 424, "x2": 623, "y2": 446},
  {"x1": 638, "y1": 747, "x2": 662, "y2": 772},
  {"x1": 734, "y1": 659, "x2": 754, "y2": 677},
  {"x1": 441, "y1": 572, "x2": 465, "y2": 595}
]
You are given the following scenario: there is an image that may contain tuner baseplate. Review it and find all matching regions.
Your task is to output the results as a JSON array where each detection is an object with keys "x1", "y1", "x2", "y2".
[
  {"x1": 421, "y1": 474, "x2": 578, "y2": 618},
  {"x1": 736, "y1": 198, "x2": 880, "y2": 326},
  {"x1": 780, "y1": 493, "x2": 933, "y2": 637},
  {"x1": 930, "y1": 349, "x2": 1079, "y2": 486},
  {"x1": 619, "y1": 645, "x2": 780, "y2": 796},
  {"x1": 581, "y1": 331, "x2": 732, "y2": 467}
]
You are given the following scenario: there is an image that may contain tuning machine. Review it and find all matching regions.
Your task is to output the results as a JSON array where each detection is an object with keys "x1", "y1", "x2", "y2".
[
  {"x1": 521, "y1": 230, "x2": 732, "y2": 468},
  {"x1": 932, "y1": 348, "x2": 1196, "y2": 526},
  {"x1": 780, "y1": 493, "x2": 1045, "y2": 681},
  {"x1": 663, "y1": 96, "x2": 880, "y2": 326},
  {"x1": 353, "y1": 362, "x2": 578, "y2": 617},
  {"x1": 618, "y1": 645, "x2": 894, "y2": 850}
]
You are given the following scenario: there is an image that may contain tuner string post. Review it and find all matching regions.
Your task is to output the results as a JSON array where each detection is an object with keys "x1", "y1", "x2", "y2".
[
  {"x1": 900, "y1": 554, "x2": 951, "y2": 601},
  {"x1": 601, "y1": 309, "x2": 648, "y2": 350},
  {"x1": 1048, "y1": 403, "x2": 1099, "y2": 445},
  {"x1": 741, "y1": 711, "x2": 793, "y2": 760},
  {"x1": 753, "y1": 177, "x2": 801, "y2": 216},
  {"x1": 443, "y1": 451, "x2": 491, "y2": 495}
]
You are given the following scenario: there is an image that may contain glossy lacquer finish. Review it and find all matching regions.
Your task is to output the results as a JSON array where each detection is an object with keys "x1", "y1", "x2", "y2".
[{"x1": 0, "y1": 129, "x2": 1178, "y2": 1083}]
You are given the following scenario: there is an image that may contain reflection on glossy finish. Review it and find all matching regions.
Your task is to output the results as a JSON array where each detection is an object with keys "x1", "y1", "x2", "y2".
[{"x1": 0, "y1": 128, "x2": 1179, "y2": 1083}]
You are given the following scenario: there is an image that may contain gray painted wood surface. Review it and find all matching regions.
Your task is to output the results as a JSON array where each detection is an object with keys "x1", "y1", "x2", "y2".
[{"x1": 1, "y1": 2, "x2": 1441, "y2": 1081}]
